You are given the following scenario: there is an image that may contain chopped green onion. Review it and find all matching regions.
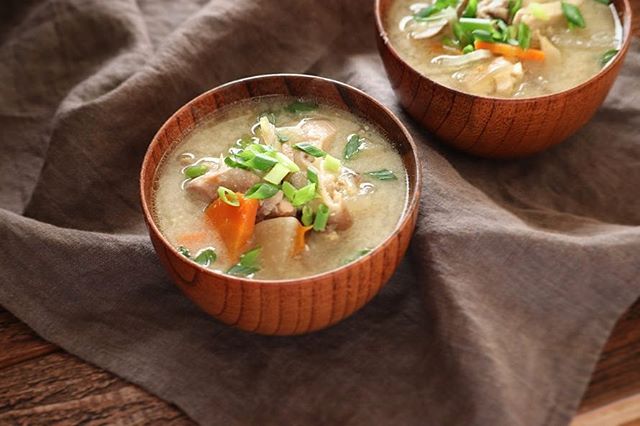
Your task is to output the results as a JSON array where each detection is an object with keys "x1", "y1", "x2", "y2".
[
  {"x1": 307, "y1": 166, "x2": 319, "y2": 185},
  {"x1": 248, "y1": 153, "x2": 278, "y2": 171},
  {"x1": 294, "y1": 142, "x2": 327, "y2": 158},
  {"x1": 366, "y1": 169, "x2": 397, "y2": 181},
  {"x1": 344, "y1": 134, "x2": 364, "y2": 160},
  {"x1": 472, "y1": 29, "x2": 494, "y2": 42},
  {"x1": 462, "y1": 0, "x2": 478, "y2": 17},
  {"x1": 285, "y1": 100, "x2": 318, "y2": 113},
  {"x1": 414, "y1": 0, "x2": 457, "y2": 19},
  {"x1": 292, "y1": 183, "x2": 317, "y2": 207},
  {"x1": 224, "y1": 155, "x2": 251, "y2": 170},
  {"x1": 245, "y1": 182, "x2": 280, "y2": 200},
  {"x1": 274, "y1": 152, "x2": 300, "y2": 172},
  {"x1": 340, "y1": 248, "x2": 372, "y2": 265},
  {"x1": 323, "y1": 154, "x2": 341, "y2": 174},
  {"x1": 442, "y1": 36, "x2": 460, "y2": 49},
  {"x1": 194, "y1": 248, "x2": 216, "y2": 267},
  {"x1": 177, "y1": 246, "x2": 191, "y2": 258},
  {"x1": 282, "y1": 181, "x2": 296, "y2": 202},
  {"x1": 509, "y1": 0, "x2": 522, "y2": 20},
  {"x1": 218, "y1": 186, "x2": 240, "y2": 206},
  {"x1": 518, "y1": 22, "x2": 531, "y2": 49},
  {"x1": 452, "y1": 21, "x2": 472, "y2": 47},
  {"x1": 258, "y1": 112, "x2": 276, "y2": 125},
  {"x1": 600, "y1": 49, "x2": 619, "y2": 66},
  {"x1": 184, "y1": 164, "x2": 209, "y2": 179},
  {"x1": 530, "y1": 3, "x2": 549, "y2": 20},
  {"x1": 301, "y1": 205, "x2": 314, "y2": 226},
  {"x1": 313, "y1": 204, "x2": 330, "y2": 231},
  {"x1": 277, "y1": 133, "x2": 289, "y2": 143},
  {"x1": 264, "y1": 163, "x2": 290, "y2": 185},
  {"x1": 459, "y1": 18, "x2": 495, "y2": 33},
  {"x1": 462, "y1": 44, "x2": 475, "y2": 54},
  {"x1": 227, "y1": 247, "x2": 261, "y2": 277},
  {"x1": 561, "y1": 2, "x2": 585, "y2": 28}
]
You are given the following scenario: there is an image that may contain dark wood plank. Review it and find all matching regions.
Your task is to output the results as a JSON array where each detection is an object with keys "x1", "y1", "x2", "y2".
[
  {"x1": 0, "y1": 351, "x2": 193, "y2": 425},
  {"x1": 0, "y1": 310, "x2": 58, "y2": 369}
]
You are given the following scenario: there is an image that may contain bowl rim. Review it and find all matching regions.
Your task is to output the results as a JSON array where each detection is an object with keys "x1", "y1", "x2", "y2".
[
  {"x1": 374, "y1": 0, "x2": 634, "y2": 102},
  {"x1": 140, "y1": 73, "x2": 422, "y2": 286}
]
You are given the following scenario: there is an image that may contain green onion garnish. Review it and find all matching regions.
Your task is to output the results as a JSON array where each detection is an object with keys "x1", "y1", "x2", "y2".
[
  {"x1": 224, "y1": 155, "x2": 251, "y2": 170},
  {"x1": 184, "y1": 164, "x2": 209, "y2": 179},
  {"x1": 274, "y1": 152, "x2": 300, "y2": 172},
  {"x1": 194, "y1": 248, "x2": 216, "y2": 267},
  {"x1": 245, "y1": 182, "x2": 280, "y2": 200},
  {"x1": 177, "y1": 246, "x2": 191, "y2": 258},
  {"x1": 248, "y1": 153, "x2": 278, "y2": 171},
  {"x1": 530, "y1": 3, "x2": 549, "y2": 21},
  {"x1": 259, "y1": 112, "x2": 276, "y2": 125},
  {"x1": 561, "y1": 2, "x2": 585, "y2": 28},
  {"x1": 323, "y1": 154, "x2": 341, "y2": 174},
  {"x1": 282, "y1": 181, "x2": 296, "y2": 202},
  {"x1": 227, "y1": 247, "x2": 261, "y2": 277},
  {"x1": 301, "y1": 205, "x2": 314, "y2": 226},
  {"x1": 313, "y1": 204, "x2": 330, "y2": 231},
  {"x1": 472, "y1": 29, "x2": 494, "y2": 42},
  {"x1": 344, "y1": 134, "x2": 364, "y2": 160},
  {"x1": 264, "y1": 163, "x2": 290, "y2": 185},
  {"x1": 414, "y1": 0, "x2": 457, "y2": 20},
  {"x1": 518, "y1": 22, "x2": 531, "y2": 49},
  {"x1": 218, "y1": 186, "x2": 240, "y2": 206},
  {"x1": 459, "y1": 17, "x2": 495, "y2": 33},
  {"x1": 366, "y1": 169, "x2": 397, "y2": 181},
  {"x1": 600, "y1": 49, "x2": 619, "y2": 67},
  {"x1": 294, "y1": 142, "x2": 327, "y2": 158},
  {"x1": 307, "y1": 166, "x2": 319, "y2": 185},
  {"x1": 452, "y1": 21, "x2": 472, "y2": 48},
  {"x1": 462, "y1": 0, "x2": 478, "y2": 17},
  {"x1": 340, "y1": 248, "x2": 372, "y2": 265},
  {"x1": 508, "y1": 0, "x2": 522, "y2": 21},
  {"x1": 462, "y1": 44, "x2": 475, "y2": 54},
  {"x1": 285, "y1": 100, "x2": 318, "y2": 114},
  {"x1": 292, "y1": 183, "x2": 317, "y2": 207}
]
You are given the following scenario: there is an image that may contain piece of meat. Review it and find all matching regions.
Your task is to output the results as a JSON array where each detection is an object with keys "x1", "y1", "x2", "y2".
[
  {"x1": 186, "y1": 165, "x2": 259, "y2": 201},
  {"x1": 257, "y1": 191, "x2": 296, "y2": 221},
  {"x1": 460, "y1": 57, "x2": 524, "y2": 97},
  {"x1": 287, "y1": 171, "x2": 308, "y2": 189},
  {"x1": 513, "y1": 0, "x2": 583, "y2": 30},
  {"x1": 477, "y1": 0, "x2": 509, "y2": 21}
]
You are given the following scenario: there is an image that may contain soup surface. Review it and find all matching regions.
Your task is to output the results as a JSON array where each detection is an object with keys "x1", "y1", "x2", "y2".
[
  {"x1": 154, "y1": 97, "x2": 408, "y2": 280},
  {"x1": 386, "y1": 0, "x2": 622, "y2": 98}
]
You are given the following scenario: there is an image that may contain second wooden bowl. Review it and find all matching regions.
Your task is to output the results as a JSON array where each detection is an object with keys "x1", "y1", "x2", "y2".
[
  {"x1": 375, "y1": 0, "x2": 633, "y2": 158},
  {"x1": 140, "y1": 74, "x2": 421, "y2": 335}
]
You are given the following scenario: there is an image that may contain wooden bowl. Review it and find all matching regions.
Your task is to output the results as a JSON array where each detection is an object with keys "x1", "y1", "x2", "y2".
[
  {"x1": 140, "y1": 74, "x2": 421, "y2": 335},
  {"x1": 375, "y1": 0, "x2": 633, "y2": 158}
]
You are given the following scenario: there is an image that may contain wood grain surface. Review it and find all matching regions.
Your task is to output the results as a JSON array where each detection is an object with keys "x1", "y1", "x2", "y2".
[
  {"x1": 0, "y1": 5, "x2": 639, "y2": 425},
  {"x1": 140, "y1": 74, "x2": 421, "y2": 335}
]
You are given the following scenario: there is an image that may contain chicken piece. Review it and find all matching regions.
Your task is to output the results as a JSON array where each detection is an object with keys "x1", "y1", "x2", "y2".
[
  {"x1": 312, "y1": 158, "x2": 357, "y2": 231},
  {"x1": 186, "y1": 163, "x2": 259, "y2": 201},
  {"x1": 513, "y1": 0, "x2": 583, "y2": 31},
  {"x1": 287, "y1": 171, "x2": 308, "y2": 189},
  {"x1": 461, "y1": 57, "x2": 524, "y2": 97},
  {"x1": 257, "y1": 191, "x2": 296, "y2": 221},
  {"x1": 477, "y1": 0, "x2": 510, "y2": 21}
]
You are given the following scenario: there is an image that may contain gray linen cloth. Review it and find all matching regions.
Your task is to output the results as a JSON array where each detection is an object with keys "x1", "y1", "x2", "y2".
[{"x1": 1, "y1": 0, "x2": 639, "y2": 424}]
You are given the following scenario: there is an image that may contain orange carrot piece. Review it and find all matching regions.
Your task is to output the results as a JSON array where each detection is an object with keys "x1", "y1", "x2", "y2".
[
  {"x1": 293, "y1": 225, "x2": 313, "y2": 257},
  {"x1": 205, "y1": 193, "x2": 259, "y2": 261},
  {"x1": 474, "y1": 40, "x2": 545, "y2": 62}
]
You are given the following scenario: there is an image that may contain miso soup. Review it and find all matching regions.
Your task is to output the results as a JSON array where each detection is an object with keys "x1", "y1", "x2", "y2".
[
  {"x1": 386, "y1": 0, "x2": 622, "y2": 97},
  {"x1": 153, "y1": 97, "x2": 408, "y2": 280}
]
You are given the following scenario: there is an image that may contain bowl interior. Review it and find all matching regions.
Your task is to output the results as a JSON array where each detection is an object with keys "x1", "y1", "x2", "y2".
[
  {"x1": 374, "y1": 0, "x2": 633, "y2": 102},
  {"x1": 140, "y1": 74, "x2": 421, "y2": 283}
]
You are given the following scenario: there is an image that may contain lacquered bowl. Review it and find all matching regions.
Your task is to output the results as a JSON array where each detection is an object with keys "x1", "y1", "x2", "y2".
[
  {"x1": 140, "y1": 74, "x2": 421, "y2": 335},
  {"x1": 375, "y1": 0, "x2": 633, "y2": 158}
]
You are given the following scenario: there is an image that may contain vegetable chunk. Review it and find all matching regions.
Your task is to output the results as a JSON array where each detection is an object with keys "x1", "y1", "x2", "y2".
[{"x1": 205, "y1": 193, "x2": 259, "y2": 261}]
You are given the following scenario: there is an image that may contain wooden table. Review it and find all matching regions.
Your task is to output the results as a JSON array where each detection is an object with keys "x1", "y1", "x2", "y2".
[{"x1": 2, "y1": 8, "x2": 640, "y2": 425}]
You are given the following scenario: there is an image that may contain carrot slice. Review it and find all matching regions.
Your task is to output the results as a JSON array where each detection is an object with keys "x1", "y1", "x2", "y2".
[
  {"x1": 205, "y1": 193, "x2": 259, "y2": 261},
  {"x1": 474, "y1": 40, "x2": 545, "y2": 62},
  {"x1": 293, "y1": 225, "x2": 313, "y2": 257}
]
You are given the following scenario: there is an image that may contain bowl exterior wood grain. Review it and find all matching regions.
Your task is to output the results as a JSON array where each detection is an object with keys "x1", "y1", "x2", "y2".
[
  {"x1": 140, "y1": 74, "x2": 421, "y2": 335},
  {"x1": 375, "y1": 0, "x2": 633, "y2": 158}
]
